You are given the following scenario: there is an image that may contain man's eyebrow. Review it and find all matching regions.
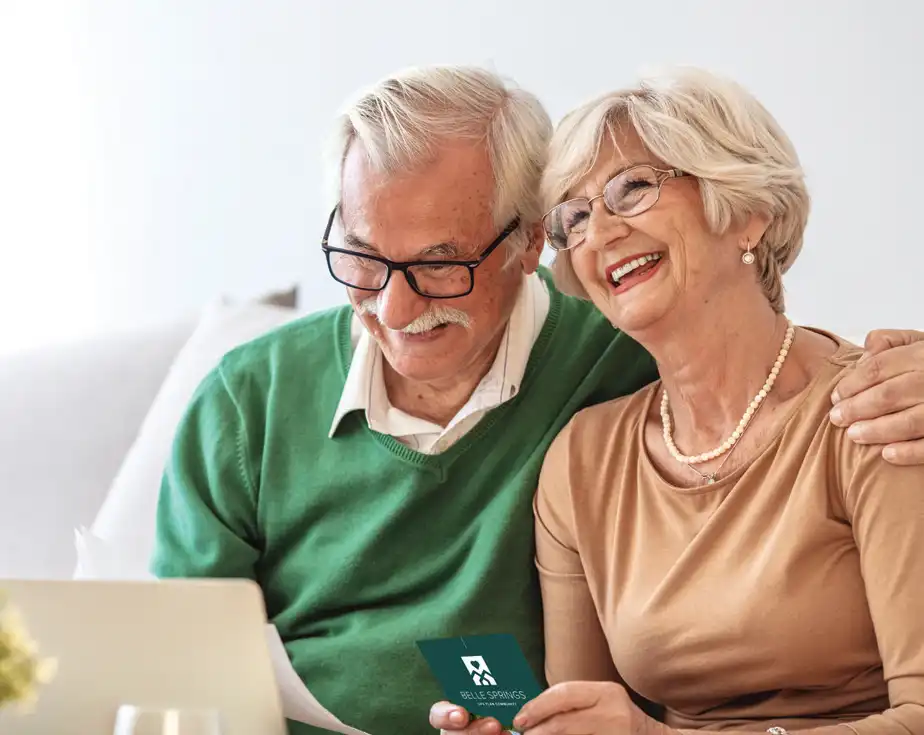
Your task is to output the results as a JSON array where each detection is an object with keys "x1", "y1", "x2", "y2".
[
  {"x1": 343, "y1": 233, "x2": 378, "y2": 253},
  {"x1": 416, "y1": 241, "x2": 464, "y2": 258},
  {"x1": 342, "y1": 235, "x2": 465, "y2": 259}
]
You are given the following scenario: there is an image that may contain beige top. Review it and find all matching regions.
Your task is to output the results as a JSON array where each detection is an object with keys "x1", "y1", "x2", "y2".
[{"x1": 535, "y1": 340, "x2": 924, "y2": 733}]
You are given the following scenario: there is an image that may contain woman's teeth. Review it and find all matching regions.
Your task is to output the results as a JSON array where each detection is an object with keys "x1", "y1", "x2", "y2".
[{"x1": 610, "y1": 253, "x2": 662, "y2": 286}]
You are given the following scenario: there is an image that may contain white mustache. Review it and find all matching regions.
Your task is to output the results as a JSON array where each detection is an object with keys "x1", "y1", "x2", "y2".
[{"x1": 358, "y1": 298, "x2": 471, "y2": 333}]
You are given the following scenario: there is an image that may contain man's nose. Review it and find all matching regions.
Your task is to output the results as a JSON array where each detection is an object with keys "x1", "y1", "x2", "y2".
[
  {"x1": 376, "y1": 272, "x2": 429, "y2": 330},
  {"x1": 583, "y1": 200, "x2": 631, "y2": 252}
]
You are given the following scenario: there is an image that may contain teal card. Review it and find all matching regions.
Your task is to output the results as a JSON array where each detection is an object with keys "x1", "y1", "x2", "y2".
[{"x1": 416, "y1": 634, "x2": 543, "y2": 727}]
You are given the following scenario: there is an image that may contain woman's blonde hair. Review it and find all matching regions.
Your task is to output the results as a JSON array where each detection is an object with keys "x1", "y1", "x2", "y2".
[{"x1": 542, "y1": 67, "x2": 809, "y2": 311}]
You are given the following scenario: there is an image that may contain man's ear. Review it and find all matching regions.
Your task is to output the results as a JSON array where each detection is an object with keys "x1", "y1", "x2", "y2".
[{"x1": 520, "y1": 222, "x2": 545, "y2": 274}]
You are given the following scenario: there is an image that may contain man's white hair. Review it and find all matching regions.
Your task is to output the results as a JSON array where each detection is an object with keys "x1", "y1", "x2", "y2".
[
  {"x1": 542, "y1": 67, "x2": 810, "y2": 312},
  {"x1": 326, "y1": 65, "x2": 552, "y2": 254}
]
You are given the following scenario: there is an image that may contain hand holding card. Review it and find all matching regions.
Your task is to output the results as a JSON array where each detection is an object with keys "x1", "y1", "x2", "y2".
[{"x1": 417, "y1": 634, "x2": 543, "y2": 732}]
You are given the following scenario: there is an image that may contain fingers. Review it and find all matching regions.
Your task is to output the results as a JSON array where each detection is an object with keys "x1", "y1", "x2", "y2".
[
  {"x1": 513, "y1": 681, "x2": 611, "y2": 731},
  {"x1": 831, "y1": 373, "x2": 924, "y2": 427},
  {"x1": 843, "y1": 403, "x2": 924, "y2": 446},
  {"x1": 513, "y1": 709, "x2": 601, "y2": 735},
  {"x1": 882, "y1": 438, "x2": 924, "y2": 466},
  {"x1": 429, "y1": 702, "x2": 471, "y2": 731},
  {"x1": 455, "y1": 720, "x2": 507, "y2": 735},
  {"x1": 438, "y1": 724, "x2": 506, "y2": 735},
  {"x1": 831, "y1": 344, "x2": 920, "y2": 403},
  {"x1": 863, "y1": 329, "x2": 924, "y2": 356}
]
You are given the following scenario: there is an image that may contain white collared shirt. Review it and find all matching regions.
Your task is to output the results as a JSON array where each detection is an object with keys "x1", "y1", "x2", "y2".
[{"x1": 328, "y1": 273, "x2": 550, "y2": 454}]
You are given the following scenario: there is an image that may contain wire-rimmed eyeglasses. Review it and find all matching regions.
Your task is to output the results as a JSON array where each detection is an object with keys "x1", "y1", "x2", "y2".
[{"x1": 542, "y1": 165, "x2": 689, "y2": 251}]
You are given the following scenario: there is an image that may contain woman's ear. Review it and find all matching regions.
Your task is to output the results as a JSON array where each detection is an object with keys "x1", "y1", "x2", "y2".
[
  {"x1": 737, "y1": 214, "x2": 771, "y2": 255},
  {"x1": 520, "y1": 222, "x2": 545, "y2": 274}
]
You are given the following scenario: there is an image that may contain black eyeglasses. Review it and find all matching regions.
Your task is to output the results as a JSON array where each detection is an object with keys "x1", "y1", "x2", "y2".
[
  {"x1": 321, "y1": 207, "x2": 520, "y2": 299},
  {"x1": 542, "y1": 165, "x2": 689, "y2": 251}
]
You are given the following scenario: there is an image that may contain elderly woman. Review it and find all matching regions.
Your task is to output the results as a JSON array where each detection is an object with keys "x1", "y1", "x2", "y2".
[
  {"x1": 527, "y1": 69, "x2": 924, "y2": 735},
  {"x1": 439, "y1": 68, "x2": 924, "y2": 735}
]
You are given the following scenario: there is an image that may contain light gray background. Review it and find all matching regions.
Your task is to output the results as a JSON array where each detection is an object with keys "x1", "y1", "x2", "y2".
[{"x1": 1, "y1": 1, "x2": 920, "y2": 352}]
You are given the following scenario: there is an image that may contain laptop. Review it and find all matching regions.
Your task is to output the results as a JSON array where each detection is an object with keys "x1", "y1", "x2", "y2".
[{"x1": 0, "y1": 578, "x2": 287, "y2": 735}]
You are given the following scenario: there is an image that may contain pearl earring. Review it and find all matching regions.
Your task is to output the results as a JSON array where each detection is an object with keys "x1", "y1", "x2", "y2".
[{"x1": 741, "y1": 239, "x2": 755, "y2": 265}]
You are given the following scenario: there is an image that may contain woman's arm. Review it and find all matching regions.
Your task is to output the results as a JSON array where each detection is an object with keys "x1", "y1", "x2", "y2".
[
  {"x1": 534, "y1": 423, "x2": 662, "y2": 722},
  {"x1": 828, "y1": 437, "x2": 924, "y2": 733},
  {"x1": 534, "y1": 422, "x2": 620, "y2": 686}
]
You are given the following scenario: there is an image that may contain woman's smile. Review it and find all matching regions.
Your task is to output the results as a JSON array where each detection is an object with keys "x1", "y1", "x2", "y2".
[{"x1": 604, "y1": 251, "x2": 665, "y2": 294}]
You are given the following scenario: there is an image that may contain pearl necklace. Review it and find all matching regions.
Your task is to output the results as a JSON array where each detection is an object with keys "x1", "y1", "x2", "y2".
[{"x1": 661, "y1": 322, "x2": 795, "y2": 468}]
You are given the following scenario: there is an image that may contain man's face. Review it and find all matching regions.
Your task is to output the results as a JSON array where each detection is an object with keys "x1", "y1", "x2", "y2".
[{"x1": 337, "y1": 140, "x2": 540, "y2": 385}]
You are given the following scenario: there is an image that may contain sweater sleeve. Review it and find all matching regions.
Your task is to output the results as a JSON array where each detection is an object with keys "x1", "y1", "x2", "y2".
[
  {"x1": 838, "y1": 442, "x2": 924, "y2": 734},
  {"x1": 534, "y1": 421, "x2": 621, "y2": 687},
  {"x1": 150, "y1": 364, "x2": 261, "y2": 581}
]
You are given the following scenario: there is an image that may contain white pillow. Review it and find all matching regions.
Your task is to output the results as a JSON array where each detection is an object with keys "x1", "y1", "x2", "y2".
[
  {"x1": 78, "y1": 299, "x2": 302, "y2": 579},
  {"x1": 73, "y1": 526, "x2": 155, "y2": 580}
]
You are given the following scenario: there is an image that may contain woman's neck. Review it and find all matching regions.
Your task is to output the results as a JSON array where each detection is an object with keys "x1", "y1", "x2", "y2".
[{"x1": 639, "y1": 294, "x2": 789, "y2": 453}]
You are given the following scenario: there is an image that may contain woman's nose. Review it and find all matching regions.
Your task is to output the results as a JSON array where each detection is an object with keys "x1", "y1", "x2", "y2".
[{"x1": 582, "y1": 200, "x2": 631, "y2": 252}]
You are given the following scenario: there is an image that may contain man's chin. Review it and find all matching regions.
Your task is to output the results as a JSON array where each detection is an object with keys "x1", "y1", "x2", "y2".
[{"x1": 380, "y1": 335, "x2": 468, "y2": 382}]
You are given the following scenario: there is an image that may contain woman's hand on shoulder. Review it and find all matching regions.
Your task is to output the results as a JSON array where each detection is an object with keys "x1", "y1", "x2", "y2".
[
  {"x1": 509, "y1": 681, "x2": 673, "y2": 735},
  {"x1": 831, "y1": 328, "x2": 924, "y2": 465}
]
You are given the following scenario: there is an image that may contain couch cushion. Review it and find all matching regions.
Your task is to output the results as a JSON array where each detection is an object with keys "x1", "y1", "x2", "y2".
[
  {"x1": 0, "y1": 318, "x2": 195, "y2": 579},
  {"x1": 84, "y1": 300, "x2": 302, "y2": 578}
]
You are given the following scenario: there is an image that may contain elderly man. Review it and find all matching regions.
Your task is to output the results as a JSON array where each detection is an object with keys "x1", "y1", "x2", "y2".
[{"x1": 152, "y1": 65, "x2": 924, "y2": 735}]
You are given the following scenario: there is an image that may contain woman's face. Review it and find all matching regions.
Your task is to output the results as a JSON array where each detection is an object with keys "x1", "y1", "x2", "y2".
[{"x1": 567, "y1": 130, "x2": 758, "y2": 337}]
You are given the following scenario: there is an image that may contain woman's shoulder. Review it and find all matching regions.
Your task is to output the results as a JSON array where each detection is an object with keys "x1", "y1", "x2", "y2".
[
  {"x1": 776, "y1": 328, "x2": 906, "y2": 506},
  {"x1": 542, "y1": 381, "x2": 659, "y2": 482},
  {"x1": 780, "y1": 327, "x2": 861, "y2": 414},
  {"x1": 537, "y1": 382, "x2": 658, "y2": 541},
  {"x1": 805, "y1": 327, "x2": 863, "y2": 366},
  {"x1": 571, "y1": 380, "x2": 660, "y2": 436}
]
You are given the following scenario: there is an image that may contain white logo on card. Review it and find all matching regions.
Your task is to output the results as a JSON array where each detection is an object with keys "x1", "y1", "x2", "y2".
[{"x1": 461, "y1": 655, "x2": 497, "y2": 686}]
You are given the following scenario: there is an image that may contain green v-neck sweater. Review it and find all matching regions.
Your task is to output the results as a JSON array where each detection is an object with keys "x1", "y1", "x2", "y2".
[{"x1": 152, "y1": 271, "x2": 657, "y2": 735}]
